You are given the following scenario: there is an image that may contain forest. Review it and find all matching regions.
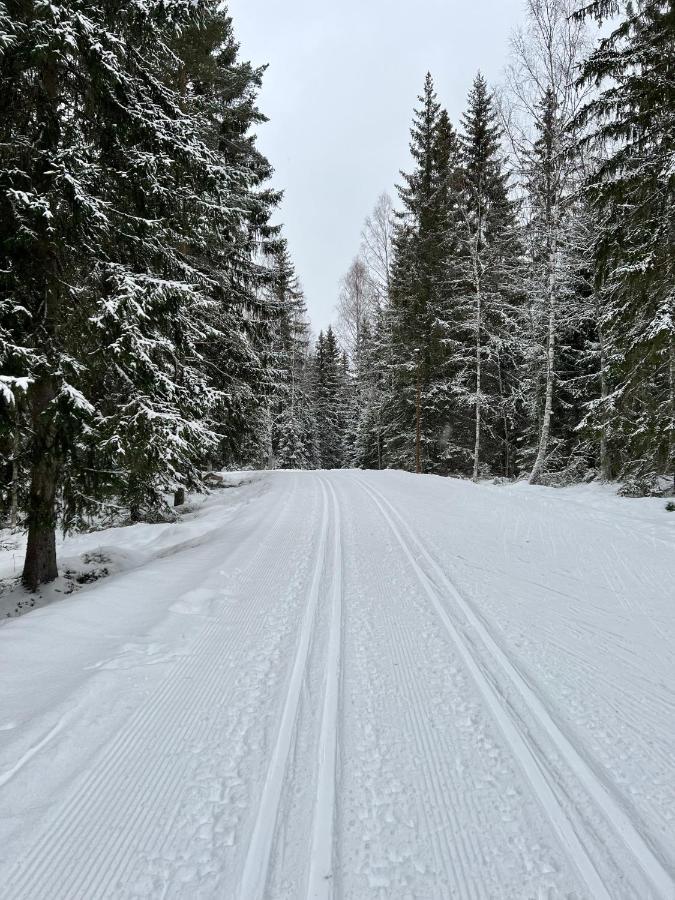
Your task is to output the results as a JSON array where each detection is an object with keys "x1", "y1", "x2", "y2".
[{"x1": 1, "y1": 0, "x2": 674, "y2": 589}]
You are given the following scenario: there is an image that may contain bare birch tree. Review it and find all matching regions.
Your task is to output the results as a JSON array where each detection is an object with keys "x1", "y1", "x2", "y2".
[
  {"x1": 335, "y1": 256, "x2": 378, "y2": 359},
  {"x1": 360, "y1": 192, "x2": 396, "y2": 307}
]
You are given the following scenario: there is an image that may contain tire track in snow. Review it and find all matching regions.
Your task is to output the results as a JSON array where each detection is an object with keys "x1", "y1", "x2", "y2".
[
  {"x1": 239, "y1": 473, "x2": 344, "y2": 900},
  {"x1": 5, "y1": 474, "x2": 302, "y2": 900},
  {"x1": 358, "y1": 476, "x2": 675, "y2": 900}
]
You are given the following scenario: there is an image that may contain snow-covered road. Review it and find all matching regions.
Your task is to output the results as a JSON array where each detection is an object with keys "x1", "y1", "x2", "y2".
[{"x1": 1, "y1": 471, "x2": 674, "y2": 899}]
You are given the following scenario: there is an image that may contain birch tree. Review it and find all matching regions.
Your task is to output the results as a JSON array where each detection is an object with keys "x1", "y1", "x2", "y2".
[
  {"x1": 361, "y1": 192, "x2": 396, "y2": 307},
  {"x1": 502, "y1": 0, "x2": 590, "y2": 483},
  {"x1": 336, "y1": 257, "x2": 378, "y2": 359}
]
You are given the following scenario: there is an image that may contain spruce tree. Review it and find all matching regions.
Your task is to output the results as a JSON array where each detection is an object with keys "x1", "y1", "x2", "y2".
[
  {"x1": 267, "y1": 241, "x2": 316, "y2": 469},
  {"x1": 0, "y1": 1, "x2": 279, "y2": 587},
  {"x1": 523, "y1": 90, "x2": 591, "y2": 482},
  {"x1": 171, "y1": 5, "x2": 281, "y2": 469},
  {"x1": 349, "y1": 315, "x2": 390, "y2": 469},
  {"x1": 386, "y1": 74, "x2": 464, "y2": 473},
  {"x1": 313, "y1": 327, "x2": 348, "y2": 469},
  {"x1": 451, "y1": 74, "x2": 522, "y2": 480},
  {"x1": 575, "y1": 0, "x2": 675, "y2": 487}
]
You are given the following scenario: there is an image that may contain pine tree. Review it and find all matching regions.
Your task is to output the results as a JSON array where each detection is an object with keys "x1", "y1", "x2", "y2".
[
  {"x1": 387, "y1": 74, "x2": 440, "y2": 472},
  {"x1": 575, "y1": 0, "x2": 675, "y2": 488}
]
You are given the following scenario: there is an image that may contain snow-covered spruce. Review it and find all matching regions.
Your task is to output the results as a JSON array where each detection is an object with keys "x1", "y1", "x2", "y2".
[{"x1": 0, "y1": 1, "x2": 279, "y2": 588}]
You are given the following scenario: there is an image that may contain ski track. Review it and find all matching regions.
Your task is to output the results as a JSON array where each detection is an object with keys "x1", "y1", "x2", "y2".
[
  {"x1": 336, "y1": 475, "x2": 585, "y2": 899},
  {"x1": 356, "y1": 475, "x2": 675, "y2": 900},
  {"x1": 307, "y1": 478, "x2": 344, "y2": 899},
  {"x1": 371, "y1": 473, "x2": 675, "y2": 879},
  {"x1": 5, "y1": 474, "x2": 308, "y2": 899},
  {"x1": 239, "y1": 474, "x2": 344, "y2": 900},
  {"x1": 2, "y1": 470, "x2": 673, "y2": 899}
]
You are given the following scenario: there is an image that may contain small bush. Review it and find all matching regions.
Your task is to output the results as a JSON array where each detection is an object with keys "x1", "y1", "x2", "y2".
[
  {"x1": 75, "y1": 567, "x2": 109, "y2": 585},
  {"x1": 81, "y1": 551, "x2": 111, "y2": 566},
  {"x1": 619, "y1": 477, "x2": 654, "y2": 498}
]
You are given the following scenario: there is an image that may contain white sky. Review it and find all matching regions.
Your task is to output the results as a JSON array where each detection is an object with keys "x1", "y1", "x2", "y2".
[{"x1": 228, "y1": 0, "x2": 527, "y2": 333}]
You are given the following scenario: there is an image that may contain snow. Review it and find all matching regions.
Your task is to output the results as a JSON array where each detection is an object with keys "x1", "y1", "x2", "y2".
[
  {"x1": 0, "y1": 473, "x2": 254, "y2": 621},
  {"x1": 0, "y1": 375, "x2": 31, "y2": 405},
  {"x1": 0, "y1": 471, "x2": 674, "y2": 899}
]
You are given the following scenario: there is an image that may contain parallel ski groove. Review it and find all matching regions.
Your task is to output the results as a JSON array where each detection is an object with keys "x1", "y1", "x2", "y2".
[
  {"x1": 306, "y1": 477, "x2": 344, "y2": 899},
  {"x1": 238, "y1": 476, "x2": 331, "y2": 900},
  {"x1": 360, "y1": 477, "x2": 675, "y2": 900},
  {"x1": 73, "y1": 486, "x2": 303, "y2": 899},
  {"x1": 341, "y1": 478, "x2": 495, "y2": 897},
  {"x1": 6, "y1": 477, "x2": 300, "y2": 900}
]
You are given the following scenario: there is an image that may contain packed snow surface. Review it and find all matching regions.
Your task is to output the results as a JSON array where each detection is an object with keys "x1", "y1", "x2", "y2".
[{"x1": 1, "y1": 470, "x2": 674, "y2": 899}]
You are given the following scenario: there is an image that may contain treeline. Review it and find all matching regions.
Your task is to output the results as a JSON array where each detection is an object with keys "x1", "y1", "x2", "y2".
[
  {"x1": 301, "y1": 0, "x2": 673, "y2": 489},
  {"x1": 1, "y1": 0, "x2": 673, "y2": 589},
  {"x1": 237, "y1": 246, "x2": 353, "y2": 473},
  {"x1": 0, "y1": 1, "x2": 293, "y2": 588}
]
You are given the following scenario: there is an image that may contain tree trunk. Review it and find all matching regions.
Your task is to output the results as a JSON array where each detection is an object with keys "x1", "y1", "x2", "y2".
[
  {"x1": 530, "y1": 220, "x2": 558, "y2": 486},
  {"x1": 22, "y1": 54, "x2": 62, "y2": 591},
  {"x1": 22, "y1": 377, "x2": 60, "y2": 591},
  {"x1": 10, "y1": 459, "x2": 18, "y2": 530},
  {"x1": 529, "y1": 301, "x2": 555, "y2": 485},
  {"x1": 472, "y1": 290, "x2": 482, "y2": 482},
  {"x1": 497, "y1": 354, "x2": 510, "y2": 478},
  {"x1": 415, "y1": 371, "x2": 421, "y2": 475},
  {"x1": 10, "y1": 413, "x2": 19, "y2": 529},
  {"x1": 128, "y1": 474, "x2": 142, "y2": 523},
  {"x1": 174, "y1": 487, "x2": 185, "y2": 507},
  {"x1": 598, "y1": 317, "x2": 612, "y2": 481},
  {"x1": 669, "y1": 336, "x2": 675, "y2": 494}
]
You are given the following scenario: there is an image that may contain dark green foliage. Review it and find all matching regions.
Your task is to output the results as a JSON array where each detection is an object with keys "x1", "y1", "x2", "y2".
[
  {"x1": 349, "y1": 317, "x2": 388, "y2": 470},
  {"x1": 385, "y1": 74, "x2": 466, "y2": 473},
  {"x1": 0, "y1": 1, "x2": 280, "y2": 585},
  {"x1": 267, "y1": 242, "x2": 317, "y2": 470},
  {"x1": 313, "y1": 327, "x2": 349, "y2": 469},
  {"x1": 452, "y1": 73, "x2": 522, "y2": 479},
  {"x1": 575, "y1": 0, "x2": 675, "y2": 482}
]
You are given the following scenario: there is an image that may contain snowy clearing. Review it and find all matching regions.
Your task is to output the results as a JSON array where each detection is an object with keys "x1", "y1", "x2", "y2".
[{"x1": 1, "y1": 471, "x2": 674, "y2": 899}]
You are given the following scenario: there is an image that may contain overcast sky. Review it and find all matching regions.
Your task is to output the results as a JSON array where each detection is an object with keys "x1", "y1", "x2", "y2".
[{"x1": 228, "y1": 0, "x2": 527, "y2": 334}]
